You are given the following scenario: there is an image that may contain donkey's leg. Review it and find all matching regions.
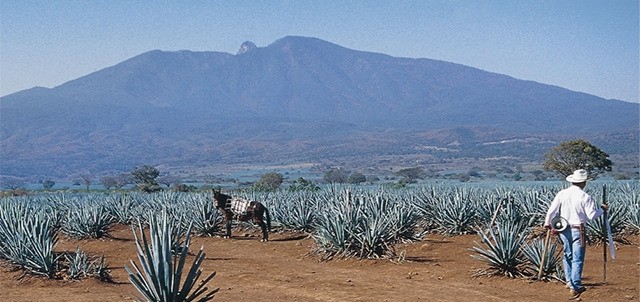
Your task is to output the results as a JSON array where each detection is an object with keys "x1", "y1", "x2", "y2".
[
  {"x1": 224, "y1": 219, "x2": 232, "y2": 238},
  {"x1": 255, "y1": 217, "x2": 268, "y2": 242},
  {"x1": 259, "y1": 221, "x2": 268, "y2": 242}
]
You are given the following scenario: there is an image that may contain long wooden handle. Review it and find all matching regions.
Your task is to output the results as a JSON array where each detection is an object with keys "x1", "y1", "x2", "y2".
[{"x1": 537, "y1": 228, "x2": 551, "y2": 280}]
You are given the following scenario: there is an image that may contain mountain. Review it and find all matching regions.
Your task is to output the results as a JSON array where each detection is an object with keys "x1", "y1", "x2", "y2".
[{"x1": 1, "y1": 36, "x2": 638, "y2": 180}]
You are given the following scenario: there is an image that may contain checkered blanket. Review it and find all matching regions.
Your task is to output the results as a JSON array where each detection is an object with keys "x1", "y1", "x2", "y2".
[{"x1": 229, "y1": 197, "x2": 251, "y2": 216}]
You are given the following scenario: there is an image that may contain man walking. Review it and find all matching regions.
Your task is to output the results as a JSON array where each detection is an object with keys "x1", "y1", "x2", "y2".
[{"x1": 544, "y1": 169, "x2": 607, "y2": 300}]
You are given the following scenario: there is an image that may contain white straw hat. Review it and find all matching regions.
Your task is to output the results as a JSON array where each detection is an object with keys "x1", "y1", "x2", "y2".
[{"x1": 566, "y1": 169, "x2": 589, "y2": 183}]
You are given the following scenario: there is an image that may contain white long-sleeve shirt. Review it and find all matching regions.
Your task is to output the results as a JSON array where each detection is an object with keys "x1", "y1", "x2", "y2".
[{"x1": 544, "y1": 185, "x2": 604, "y2": 227}]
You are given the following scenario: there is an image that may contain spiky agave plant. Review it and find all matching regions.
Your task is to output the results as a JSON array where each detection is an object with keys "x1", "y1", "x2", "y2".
[
  {"x1": 517, "y1": 185, "x2": 558, "y2": 227},
  {"x1": 18, "y1": 212, "x2": 60, "y2": 277},
  {"x1": 626, "y1": 202, "x2": 640, "y2": 234},
  {"x1": 0, "y1": 199, "x2": 60, "y2": 278},
  {"x1": 62, "y1": 199, "x2": 115, "y2": 239},
  {"x1": 471, "y1": 219, "x2": 528, "y2": 278},
  {"x1": 269, "y1": 190, "x2": 318, "y2": 232},
  {"x1": 620, "y1": 182, "x2": 640, "y2": 234},
  {"x1": 186, "y1": 192, "x2": 222, "y2": 237},
  {"x1": 61, "y1": 245, "x2": 111, "y2": 281},
  {"x1": 65, "y1": 247, "x2": 91, "y2": 280},
  {"x1": 125, "y1": 210, "x2": 218, "y2": 302},
  {"x1": 349, "y1": 192, "x2": 399, "y2": 258},
  {"x1": 105, "y1": 193, "x2": 138, "y2": 224},
  {"x1": 312, "y1": 193, "x2": 357, "y2": 259},
  {"x1": 607, "y1": 182, "x2": 639, "y2": 235},
  {"x1": 586, "y1": 203, "x2": 628, "y2": 244},
  {"x1": 521, "y1": 237, "x2": 562, "y2": 279},
  {"x1": 312, "y1": 189, "x2": 418, "y2": 259},
  {"x1": 432, "y1": 188, "x2": 477, "y2": 235}
]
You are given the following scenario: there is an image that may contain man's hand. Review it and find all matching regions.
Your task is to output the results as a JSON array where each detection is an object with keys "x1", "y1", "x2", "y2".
[
  {"x1": 601, "y1": 203, "x2": 608, "y2": 211},
  {"x1": 544, "y1": 224, "x2": 558, "y2": 235}
]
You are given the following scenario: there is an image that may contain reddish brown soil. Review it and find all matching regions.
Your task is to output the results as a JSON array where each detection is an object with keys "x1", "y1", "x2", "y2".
[{"x1": 1, "y1": 224, "x2": 637, "y2": 302}]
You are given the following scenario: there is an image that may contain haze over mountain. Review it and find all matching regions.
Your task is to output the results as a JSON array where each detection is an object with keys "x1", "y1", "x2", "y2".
[{"x1": 1, "y1": 36, "x2": 638, "y2": 180}]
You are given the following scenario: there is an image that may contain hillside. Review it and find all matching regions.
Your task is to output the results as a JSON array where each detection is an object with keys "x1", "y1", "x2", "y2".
[{"x1": 1, "y1": 36, "x2": 638, "y2": 180}]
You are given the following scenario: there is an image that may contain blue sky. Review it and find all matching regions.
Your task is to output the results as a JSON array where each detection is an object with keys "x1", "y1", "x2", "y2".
[{"x1": 1, "y1": 0, "x2": 638, "y2": 103}]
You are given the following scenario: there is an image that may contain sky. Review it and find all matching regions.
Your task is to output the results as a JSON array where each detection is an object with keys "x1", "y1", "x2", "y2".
[{"x1": 1, "y1": 1, "x2": 638, "y2": 103}]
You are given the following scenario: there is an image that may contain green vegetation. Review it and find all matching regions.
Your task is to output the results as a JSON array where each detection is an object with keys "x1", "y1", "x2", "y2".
[
  {"x1": 100, "y1": 173, "x2": 131, "y2": 190},
  {"x1": 253, "y1": 172, "x2": 284, "y2": 191},
  {"x1": 0, "y1": 199, "x2": 59, "y2": 278},
  {"x1": 471, "y1": 220, "x2": 528, "y2": 278},
  {"x1": 0, "y1": 196, "x2": 109, "y2": 280},
  {"x1": 0, "y1": 181, "x2": 636, "y2": 285},
  {"x1": 126, "y1": 210, "x2": 218, "y2": 301},
  {"x1": 395, "y1": 167, "x2": 425, "y2": 182},
  {"x1": 543, "y1": 139, "x2": 613, "y2": 179},
  {"x1": 312, "y1": 188, "x2": 420, "y2": 259},
  {"x1": 65, "y1": 247, "x2": 110, "y2": 281},
  {"x1": 323, "y1": 168, "x2": 350, "y2": 183},
  {"x1": 60, "y1": 196, "x2": 115, "y2": 239},
  {"x1": 522, "y1": 235, "x2": 562, "y2": 279},
  {"x1": 131, "y1": 165, "x2": 162, "y2": 193},
  {"x1": 42, "y1": 180, "x2": 55, "y2": 190},
  {"x1": 347, "y1": 172, "x2": 366, "y2": 184},
  {"x1": 4, "y1": 136, "x2": 637, "y2": 194},
  {"x1": 288, "y1": 177, "x2": 320, "y2": 192}
]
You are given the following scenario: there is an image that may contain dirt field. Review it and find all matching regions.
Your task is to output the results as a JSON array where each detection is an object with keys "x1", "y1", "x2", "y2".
[{"x1": 1, "y1": 224, "x2": 637, "y2": 302}]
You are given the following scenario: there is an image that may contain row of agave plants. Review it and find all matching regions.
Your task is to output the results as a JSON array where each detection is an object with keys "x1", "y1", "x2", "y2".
[
  {"x1": 0, "y1": 181, "x2": 637, "y2": 289},
  {"x1": 262, "y1": 181, "x2": 637, "y2": 280},
  {"x1": 0, "y1": 192, "x2": 222, "y2": 300}
]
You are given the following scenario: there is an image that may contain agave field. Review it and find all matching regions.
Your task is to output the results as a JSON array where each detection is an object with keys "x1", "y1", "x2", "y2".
[{"x1": 0, "y1": 181, "x2": 637, "y2": 300}]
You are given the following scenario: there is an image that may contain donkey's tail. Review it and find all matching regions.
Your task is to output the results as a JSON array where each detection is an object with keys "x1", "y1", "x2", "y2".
[{"x1": 265, "y1": 207, "x2": 272, "y2": 232}]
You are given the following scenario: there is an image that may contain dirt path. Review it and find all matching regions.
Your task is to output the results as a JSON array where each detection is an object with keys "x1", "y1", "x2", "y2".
[{"x1": 1, "y1": 225, "x2": 637, "y2": 301}]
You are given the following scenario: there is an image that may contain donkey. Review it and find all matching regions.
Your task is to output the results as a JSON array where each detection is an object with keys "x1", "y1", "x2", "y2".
[{"x1": 212, "y1": 189, "x2": 272, "y2": 241}]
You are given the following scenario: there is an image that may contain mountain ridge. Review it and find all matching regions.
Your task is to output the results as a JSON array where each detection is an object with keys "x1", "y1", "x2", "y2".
[{"x1": 1, "y1": 36, "x2": 637, "y2": 180}]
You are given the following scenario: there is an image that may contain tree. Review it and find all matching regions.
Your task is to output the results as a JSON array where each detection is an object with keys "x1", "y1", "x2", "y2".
[
  {"x1": 102, "y1": 173, "x2": 132, "y2": 189},
  {"x1": 158, "y1": 175, "x2": 181, "y2": 189},
  {"x1": 288, "y1": 177, "x2": 320, "y2": 192},
  {"x1": 81, "y1": 174, "x2": 93, "y2": 190},
  {"x1": 543, "y1": 139, "x2": 612, "y2": 179},
  {"x1": 114, "y1": 173, "x2": 132, "y2": 189},
  {"x1": 458, "y1": 174, "x2": 471, "y2": 182},
  {"x1": 174, "y1": 183, "x2": 196, "y2": 192},
  {"x1": 467, "y1": 167, "x2": 481, "y2": 177},
  {"x1": 366, "y1": 175, "x2": 380, "y2": 183},
  {"x1": 254, "y1": 172, "x2": 284, "y2": 191},
  {"x1": 323, "y1": 168, "x2": 349, "y2": 184},
  {"x1": 42, "y1": 180, "x2": 55, "y2": 190},
  {"x1": 1, "y1": 177, "x2": 24, "y2": 190},
  {"x1": 101, "y1": 176, "x2": 117, "y2": 190},
  {"x1": 131, "y1": 165, "x2": 161, "y2": 193},
  {"x1": 531, "y1": 170, "x2": 546, "y2": 181},
  {"x1": 395, "y1": 167, "x2": 424, "y2": 181},
  {"x1": 347, "y1": 172, "x2": 366, "y2": 184}
]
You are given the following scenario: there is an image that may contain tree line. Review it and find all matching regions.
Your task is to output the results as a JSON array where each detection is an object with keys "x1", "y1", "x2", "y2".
[{"x1": 1, "y1": 139, "x2": 621, "y2": 195}]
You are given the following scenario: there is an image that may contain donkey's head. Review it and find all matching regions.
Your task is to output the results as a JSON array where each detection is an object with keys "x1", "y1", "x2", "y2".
[{"x1": 212, "y1": 189, "x2": 228, "y2": 209}]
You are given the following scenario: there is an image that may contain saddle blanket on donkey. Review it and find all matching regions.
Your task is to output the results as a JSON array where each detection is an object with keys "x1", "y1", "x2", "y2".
[{"x1": 228, "y1": 197, "x2": 251, "y2": 216}]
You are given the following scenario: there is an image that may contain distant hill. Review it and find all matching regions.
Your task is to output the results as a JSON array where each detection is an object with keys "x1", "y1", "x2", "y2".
[{"x1": 1, "y1": 36, "x2": 638, "y2": 180}]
